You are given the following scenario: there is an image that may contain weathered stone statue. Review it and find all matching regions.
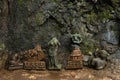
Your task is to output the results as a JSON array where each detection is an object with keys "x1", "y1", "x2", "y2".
[
  {"x1": 71, "y1": 33, "x2": 82, "y2": 49},
  {"x1": 8, "y1": 53, "x2": 23, "y2": 70},
  {"x1": 48, "y1": 37, "x2": 61, "y2": 69},
  {"x1": 9, "y1": 54, "x2": 22, "y2": 66}
]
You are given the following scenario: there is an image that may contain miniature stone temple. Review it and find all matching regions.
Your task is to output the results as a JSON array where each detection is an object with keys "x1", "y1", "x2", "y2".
[
  {"x1": 66, "y1": 48, "x2": 83, "y2": 69},
  {"x1": 66, "y1": 33, "x2": 83, "y2": 69},
  {"x1": 23, "y1": 45, "x2": 46, "y2": 70}
]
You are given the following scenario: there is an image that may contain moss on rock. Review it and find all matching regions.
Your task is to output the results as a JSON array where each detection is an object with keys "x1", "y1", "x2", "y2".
[
  {"x1": 35, "y1": 12, "x2": 46, "y2": 25},
  {"x1": 18, "y1": 0, "x2": 24, "y2": 6}
]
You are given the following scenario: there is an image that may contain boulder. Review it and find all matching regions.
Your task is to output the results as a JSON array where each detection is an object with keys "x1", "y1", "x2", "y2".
[{"x1": 91, "y1": 58, "x2": 107, "y2": 70}]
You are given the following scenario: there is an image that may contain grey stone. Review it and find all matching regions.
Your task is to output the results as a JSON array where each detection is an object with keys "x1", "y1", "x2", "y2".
[
  {"x1": 100, "y1": 41, "x2": 119, "y2": 53},
  {"x1": 91, "y1": 58, "x2": 107, "y2": 70},
  {"x1": 109, "y1": 49, "x2": 120, "y2": 59},
  {"x1": 102, "y1": 31, "x2": 118, "y2": 45},
  {"x1": 86, "y1": 25, "x2": 99, "y2": 34}
]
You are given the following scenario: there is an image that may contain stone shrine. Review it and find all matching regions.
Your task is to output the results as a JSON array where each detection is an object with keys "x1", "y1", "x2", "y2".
[
  {"x1": 23, "y1": 45, "x2": 46, "y2": 70},
  {"x1": 66, "y1": 48, "x2": 83, "y2": 69},
  {"x1": 7, "y1": 45, "x2": 46, "y2": 70}
]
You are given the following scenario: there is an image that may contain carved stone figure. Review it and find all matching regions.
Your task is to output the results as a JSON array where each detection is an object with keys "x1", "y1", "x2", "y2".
[
  {"x1": 48, "y1": 37, "x2": 61, "y2": 69},
  {"x1": 71, "y1": 33, "x2": 82, "y2": 49},
  {"x1": 9, "y1": 54, "x2": 22, "y2": 66},
  {"x1": 8, "y1": 53, "x2": 23, "y2": 70},
  {"x1": 71, "y1": 33, "x2": 82, "y2": 44}
]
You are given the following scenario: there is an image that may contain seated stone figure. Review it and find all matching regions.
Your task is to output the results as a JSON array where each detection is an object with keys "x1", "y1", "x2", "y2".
[
  {"x1": 7, "y1": 53, "x2": 23, "y2": 70},
  {"x1": 9, "y1": 53, "x2": 22, "y2": 66}
]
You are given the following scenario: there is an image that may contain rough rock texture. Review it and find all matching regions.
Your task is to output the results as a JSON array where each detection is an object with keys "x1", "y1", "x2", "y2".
[
  {"x1": 0, "y1": 0, "x2": 8, "y2": 42},
  {"x1": 0, "y1": 0, "x2": 120, "y2": 56},
  {"x1": 0, "y1": 0, "x2": 8, "y2": 69}
]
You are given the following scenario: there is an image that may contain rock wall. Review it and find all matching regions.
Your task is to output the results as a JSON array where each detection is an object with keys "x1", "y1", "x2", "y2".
[
  {"x1": 0, "y1": 0, "x2": 8, "y2": 43},
  {"x1": 0, "y1": 0, "x2": 8, "y2": 54},
  {"x1": 2, "y1": 0, "x2": 120, "y2": 54}
]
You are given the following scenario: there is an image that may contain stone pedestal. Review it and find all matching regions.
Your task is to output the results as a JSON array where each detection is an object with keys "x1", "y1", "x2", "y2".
[
  {"x1": 23, "y1": 45, "x2": 46, "y2": 70},
  {"x1": 7, "y1": 63, "x2": 23, "y2": 70},
  {"x1": 24, "y1": 61, "x2": 46, "y2": 70}
]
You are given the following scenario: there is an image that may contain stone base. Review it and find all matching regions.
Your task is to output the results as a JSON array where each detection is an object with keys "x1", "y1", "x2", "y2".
[
  {"x1": 48, "y1": 64, "x2": 62, "y2": 70},
  {"x1": 66, "y1": 61, "x2": 83, "y2": 69},
  {"x1": 7, "y1": 63, "x2": 23, "y2": 70},
  {"x1": 7, "y1": 65, "x2": 23, "y2": 70},
  {"x1": 23, "y1": 61, "x2": 46, "y2": 70}
]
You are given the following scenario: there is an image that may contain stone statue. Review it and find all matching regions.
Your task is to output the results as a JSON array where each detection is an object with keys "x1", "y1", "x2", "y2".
[
  {"x1": 71, "y1": 33, "x2": 82, "y2": 44},
  {"x1": 8, "y1": 53, "x2": 23, "y2": 70},
  {"x1": 9, "y1": 54, "x2": 21, "y2": 66},
  {"x1": 71, "y1": 33, "x2": 82, "y2": 49},
  {"x1": 48, "y1": 37, "x2": 61, "y2": 69}
]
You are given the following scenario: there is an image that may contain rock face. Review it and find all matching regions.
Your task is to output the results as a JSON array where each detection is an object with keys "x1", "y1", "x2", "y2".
[
  {"x1": 0, "y1": 0, "x2": 8, "y2": 68},
  {"x1": 0, "y1": 0, "x2": 119, "y2": 60},
  {"x1": 0, "y1": 0, "x2": 8, "y2": 42}
]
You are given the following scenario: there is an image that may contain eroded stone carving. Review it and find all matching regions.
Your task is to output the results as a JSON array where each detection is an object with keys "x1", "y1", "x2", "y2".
[{"x1": 48, "y1": 37, "x2": 61, "y2": 70}]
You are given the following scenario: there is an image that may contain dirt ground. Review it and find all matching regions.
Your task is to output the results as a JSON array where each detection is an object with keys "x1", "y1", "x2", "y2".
[{"x1": 0, "y1": 65, "x2": 120, "y2": 80}]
